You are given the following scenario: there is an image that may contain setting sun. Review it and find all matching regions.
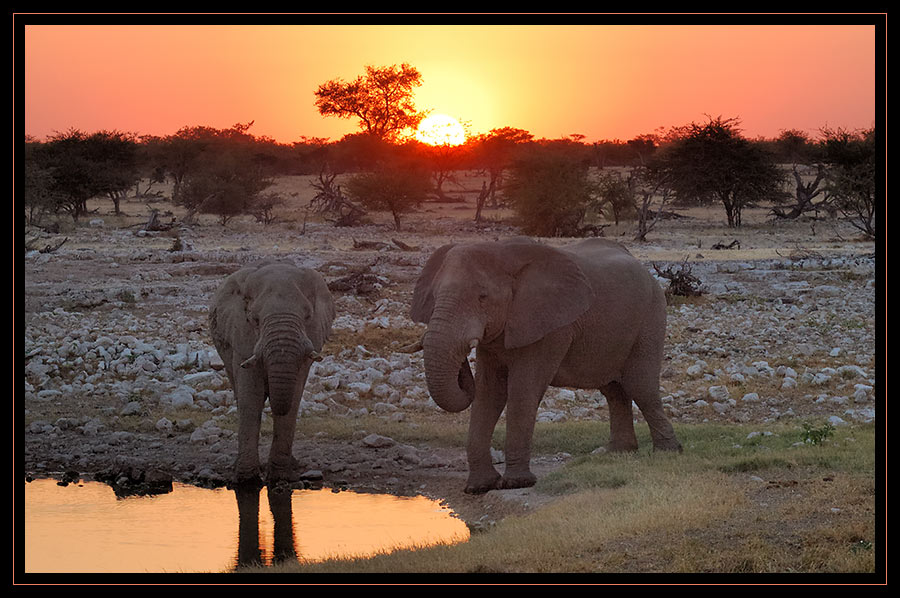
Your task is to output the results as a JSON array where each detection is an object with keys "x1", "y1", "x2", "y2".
[{"x1": 415, "y1": 113, "x2": 467, "y2": 146}]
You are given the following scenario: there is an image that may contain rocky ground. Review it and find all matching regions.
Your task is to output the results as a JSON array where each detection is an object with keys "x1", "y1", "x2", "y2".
[{"x1": 20, "y1": 202, "x2": 878, "y2": 527}]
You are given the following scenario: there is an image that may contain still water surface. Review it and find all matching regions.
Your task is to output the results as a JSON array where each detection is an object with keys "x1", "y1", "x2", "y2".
[{"x1": 24, "y1": 478, "x2": 469, "y2": 573}]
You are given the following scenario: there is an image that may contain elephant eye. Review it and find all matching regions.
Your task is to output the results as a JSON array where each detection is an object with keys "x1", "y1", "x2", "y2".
[{"x1": 478, "y1": 292, "x2": 489, "y2": 302}]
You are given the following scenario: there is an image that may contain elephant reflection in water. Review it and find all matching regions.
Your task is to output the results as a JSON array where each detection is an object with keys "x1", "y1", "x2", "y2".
[{"x1": 233, "y1": 485, "x2": 297, "y2": 569}]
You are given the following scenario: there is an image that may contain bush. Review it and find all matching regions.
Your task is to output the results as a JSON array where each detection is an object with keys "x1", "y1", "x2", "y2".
[
  {"x1": 344, "y1": 155, "x2": 432, "y2": 230},
  {"x1": 504, "y1": 147, "x2": 596, "y2": 237},
  {"x1": 177, "y1": 148, "x2": 274, "y2": 225}
]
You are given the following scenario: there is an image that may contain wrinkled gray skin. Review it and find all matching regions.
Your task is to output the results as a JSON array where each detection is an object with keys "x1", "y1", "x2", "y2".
[
  {"x1": 411, "y1": 237, "x2": 681, "y2": 494},
  {"x1": 209, "y1": 261, "x2": 335, "y2": 485}
]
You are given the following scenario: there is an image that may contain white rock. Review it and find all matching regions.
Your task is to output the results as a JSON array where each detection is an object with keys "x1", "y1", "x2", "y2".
[
  {"x1": 811, "y1": 373, "x2": 831, "y2": 386},
  {"x1": 120, "y1": 401, "x2": 143, "y2": 416},
  {"x1": 712, "y1": 401, "x2": 732, "y2": 414},
  {"x1": 837, "y1": 365, "x2": 867, "y2": 379},
  {"x1": 556, "y1": 389, "x2": 577, "y2": 402},
  {"x1": 362, "y1": 433, "x2": 395, "y2": 448},
  {"x1": 347, "y1": 382, "x2": 372, "y2": 395},
  {"x1": 847, "y1": 408, "x2": 875, "y2": 423},
  {"x1": 687, "y1": 363, "x2": 705, "y2": 376},
  {"x1": 168, "y1": 386, "x2": 195, "y2": 409},
  {"x1": 853, "y1": 384, "x2": 873, "y2": 402},
  {"x1": 781, "y1": 366, "x2": 798, "y2": 378},
  {"x1": 708, "y1": 386, "x2": 730, "y2": 401},
  {"x1": 183, "y1": 371, "x2": 216, "y2": 387}
]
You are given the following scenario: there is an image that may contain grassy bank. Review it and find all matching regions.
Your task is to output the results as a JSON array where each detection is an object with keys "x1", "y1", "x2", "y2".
[{"x1": 248, "y1": 419, "x2": 878, "y2": 575}]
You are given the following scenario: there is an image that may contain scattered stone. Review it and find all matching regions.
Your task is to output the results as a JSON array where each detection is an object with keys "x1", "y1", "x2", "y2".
[{"x1": 362, "y1": 433, "x2": 395, "y2": 449}]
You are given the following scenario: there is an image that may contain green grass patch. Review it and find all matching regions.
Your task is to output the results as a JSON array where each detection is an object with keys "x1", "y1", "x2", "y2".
[
  {"x1": 262, "y1": 420, "x2": 875, "y2": 574},
  {"x1": 293, "y1": 413, "x2": 470, "y2": 448}
]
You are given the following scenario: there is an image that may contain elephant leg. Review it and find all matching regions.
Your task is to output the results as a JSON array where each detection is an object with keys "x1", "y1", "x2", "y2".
[
  {"x1": 499, "y1": 372, "x2": 547, "y2": 489},
  {"x1": 619, "y1": 348, "x2": 682, "y2": 452},
  {"x1": 623, "y1": 373, "x2": 682, "y2": 452},
  {"x1": 267, "y1": 383, "x2": 304, "y2": 483},
  {"x1": 500, "y1": 336, "x2": 568, "y2": 489},
  {"x1": 464, "y1": 349, "x2": 507, "y2": 494},
  {"x1": 234, "y1": 368, "x2": 266, "y2": 484},
  {"x1": 603, "y1": 382, "x2": 639, "y2": 452}
]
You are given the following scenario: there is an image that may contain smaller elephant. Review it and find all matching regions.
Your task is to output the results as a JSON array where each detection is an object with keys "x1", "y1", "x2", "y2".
[{"x1": 209, "y1": 261, "x2": 335, "y2": 485}]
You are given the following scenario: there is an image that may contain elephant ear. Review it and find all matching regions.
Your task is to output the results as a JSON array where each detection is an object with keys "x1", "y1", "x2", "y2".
[
  {"x1": 209, "y1": 266, "x2": 255, "y2": 359},
  {"x1": 505, "y1": 245, "x2": 595, "y2": 350},
  {"x1": 300, "y1": 270, "x2": 336, "y2": 352},
  {"x1": 410, "y1": 243, "x2": 457, "y2": 323}
]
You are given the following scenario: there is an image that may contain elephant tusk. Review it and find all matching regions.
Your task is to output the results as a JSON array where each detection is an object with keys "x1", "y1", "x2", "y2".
[
  {"x1": 240, "y1": 354, "x2": 260, "y2": 369},
  {"x1": 398, "y1": 336, "x2": 424, "y2": 353},
  {"x1": 469, "y1": 339, "x2": 479, "y2": 349}
]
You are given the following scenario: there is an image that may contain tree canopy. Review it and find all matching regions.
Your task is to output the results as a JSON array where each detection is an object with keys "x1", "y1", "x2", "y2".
[
  {"x1": 314, "y1": 63, "x2": 425, "y2": 142},
  {"x1": 655, "y1": 117, "x2": 786, "y2": 227}
]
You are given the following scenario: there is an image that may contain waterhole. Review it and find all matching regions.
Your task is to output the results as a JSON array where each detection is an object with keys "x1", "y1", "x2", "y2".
[{"x1": 24, "y1": 478, "x2": 469, "y2": 573}]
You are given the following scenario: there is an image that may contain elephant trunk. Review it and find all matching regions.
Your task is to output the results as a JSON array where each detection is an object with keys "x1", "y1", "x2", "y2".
[
  {"x1": 259, "y1": 313, "x2": 312, "y2": 417},
  {"x1": 422, "y1": 298, "x2": 478, "y2": 413}
]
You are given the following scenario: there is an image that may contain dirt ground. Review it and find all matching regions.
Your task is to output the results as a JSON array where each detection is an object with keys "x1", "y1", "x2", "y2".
[{"x1": 21, "y1": 181, "x2": 878, "y2": 533}]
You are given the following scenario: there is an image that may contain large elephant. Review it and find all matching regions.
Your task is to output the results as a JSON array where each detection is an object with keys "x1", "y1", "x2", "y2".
[
  {"x1": 411, "y1": 237, "x2": 681, "y2": 493},
  {"x1": 209, "y1": 261, "x2": 335, "y2": 485}
]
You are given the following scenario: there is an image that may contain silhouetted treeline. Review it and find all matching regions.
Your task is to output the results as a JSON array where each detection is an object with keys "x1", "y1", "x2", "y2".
[{"x1": 23, "y1": 119, "x2": 876, "y2": 238}]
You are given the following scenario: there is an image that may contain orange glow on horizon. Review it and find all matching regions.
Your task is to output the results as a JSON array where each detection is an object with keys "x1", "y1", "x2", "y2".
[{"x1": 20, "y1": 23, "x2": 877, "y2": 144}]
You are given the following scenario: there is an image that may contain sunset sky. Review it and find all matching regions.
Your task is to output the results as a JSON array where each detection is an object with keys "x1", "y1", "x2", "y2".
[{"x1": 21, "y1": 21, "x2": 879, "y2": 144}]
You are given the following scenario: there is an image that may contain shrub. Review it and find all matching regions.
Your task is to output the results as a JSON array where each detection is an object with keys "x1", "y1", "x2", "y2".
[
  {"x1": 344, "y1": 156, "x2": 432, "y2": 230},
  {"x1": 504, "y1": 146, "x2": 596, "y2": 237}
]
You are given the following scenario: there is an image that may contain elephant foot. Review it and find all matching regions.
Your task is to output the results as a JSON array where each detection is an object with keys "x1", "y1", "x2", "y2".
[
  {"x1": 652, "y1": 439, "x2": 684, "y2": 453},
  {"x1": 266, "y1": 464, "x2": 301, "y2": 484},
  {"x1": 232, "y1": 469, "x2": 264, "y2": 489},
  {"x1": 464, "y1": 470, "x2": 502, "y2": 494},
  {"x1": 606, "y1": 440, "x2": 639, "y2": 453},
  {"x1": 266, "y1": 454, "x2": 301, "y2": 484},
  {"x1": 499, "y1": 470, "x2": 537, "y2": 490}
]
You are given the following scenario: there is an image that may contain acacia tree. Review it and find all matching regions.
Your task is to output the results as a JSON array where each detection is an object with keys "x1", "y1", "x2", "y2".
[
  {"x1": 23, "y1": 136, "x2": 59, "y2": 226},
  {"x1": 314, "y1": 63, "x2": 425, "y2": 142},
  {"x1": 470, "y1": 127, "x2": 533, "y2": 221},
  {"x1": 661, "y1": 117, "x2": 786, "y2": 227},
  {"x1": 769, "y1": 129, "x2": 832, "y2": 219},
  {"x1": 593, "y1": 169, "x2": 636, "y2": 225},
  {"x1": 30, "y1": 128, "x2": 141, "y2": 221},
  {"x1": 820, "y1": 127, "x2": 877, "y2": 238},
  {"x1": 632, "y1": 161, "x2": 675, "y2": 242},
  {"x1": 88, "y1": 130, "x2": 140, "y2": 215}
]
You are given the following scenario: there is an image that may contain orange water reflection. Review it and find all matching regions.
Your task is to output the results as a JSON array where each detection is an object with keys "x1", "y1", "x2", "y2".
[{"x1": 24, "y1": 479, "x2": 469, "y2": 573}]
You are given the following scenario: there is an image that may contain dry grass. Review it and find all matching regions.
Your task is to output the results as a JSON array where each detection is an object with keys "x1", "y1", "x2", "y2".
[
  {"x1": 323, "y1": 323, "x2": 423, "y2": 357},
  {"x1": 247, "y1": 422, "x2": 877, "y2": 576}
]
